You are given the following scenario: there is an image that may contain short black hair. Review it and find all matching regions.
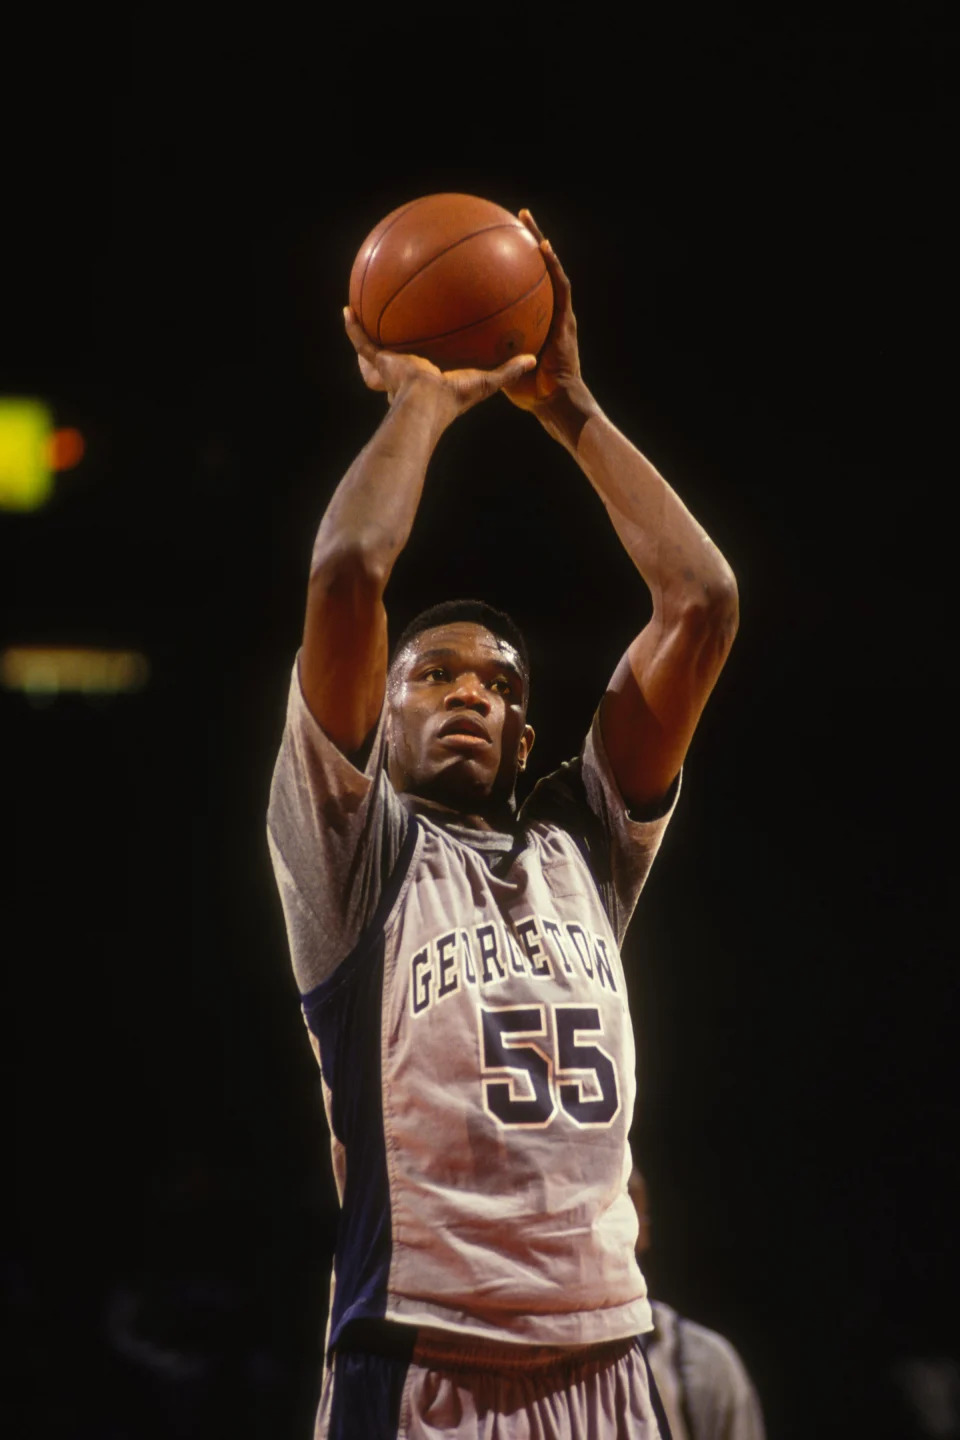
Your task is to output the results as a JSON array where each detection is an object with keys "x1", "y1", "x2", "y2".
[{"x1": 391, "y1": 599, "x2": 531, "y2": 694}]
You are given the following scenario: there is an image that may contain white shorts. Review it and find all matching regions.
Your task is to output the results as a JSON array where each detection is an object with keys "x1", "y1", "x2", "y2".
[{"x1": 316, "y1": 1324, "x2": 669, "y2": 1439}]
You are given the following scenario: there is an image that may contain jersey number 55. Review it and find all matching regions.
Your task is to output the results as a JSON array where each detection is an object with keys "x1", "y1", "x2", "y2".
[{"x1": 479, "y1": 1004, "x2": 620, "y2": 1130}]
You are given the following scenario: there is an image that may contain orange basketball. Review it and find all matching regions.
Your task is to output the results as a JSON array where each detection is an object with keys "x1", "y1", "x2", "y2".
[{"x1": 348, "y1": 194, "x2": 554, "y2": 372}]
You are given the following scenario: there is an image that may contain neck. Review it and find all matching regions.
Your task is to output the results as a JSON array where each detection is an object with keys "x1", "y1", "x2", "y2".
[{"x1": 402, "y1": 789, "x2": 517, "y2": 832}]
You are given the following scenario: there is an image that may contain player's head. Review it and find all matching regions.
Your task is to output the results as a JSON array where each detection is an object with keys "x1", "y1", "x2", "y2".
[
  {"x1": 628, "y1": 1160, "x2": 652, "y2": 1260},
  {"x1": 386, "y1": 599, "x2": 535, "y2": 816}
]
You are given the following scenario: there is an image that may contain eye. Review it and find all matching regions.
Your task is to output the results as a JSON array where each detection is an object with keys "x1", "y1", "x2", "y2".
[
  {"x1": 490, "y1": 677, "x2": 513, "y2": 696},
  {"x1": 422, "y1": 667, "x2": 448, "y2": 682}
]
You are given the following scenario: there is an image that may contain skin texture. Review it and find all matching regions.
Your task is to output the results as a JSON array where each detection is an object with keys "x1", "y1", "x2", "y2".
[
  {"x1": 628, "y1": 1166, "x2": 652, "y2": 1261},
  {"x1": 300, "y1": 332, "x2": 535, "y2": 770},
  {"x1": 386, "y1": 621, "x2": 534, "y2": 826},
  {"x1": 300, "y1": 208, "x2": 738, "y2": 819}
]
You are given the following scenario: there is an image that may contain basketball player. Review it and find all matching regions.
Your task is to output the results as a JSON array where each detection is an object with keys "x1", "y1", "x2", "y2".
[{"x1": 267, "y1": 212, "x2": 739, "y2": 1438}]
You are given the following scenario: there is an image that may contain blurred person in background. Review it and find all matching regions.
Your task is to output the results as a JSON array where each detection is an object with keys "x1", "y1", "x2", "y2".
[{"x1": 629, "y1": 1162, "x2": 766, "y2": 1440}]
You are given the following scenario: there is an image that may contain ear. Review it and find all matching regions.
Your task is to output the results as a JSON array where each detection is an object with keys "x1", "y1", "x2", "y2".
[
  {"x1": 384, "y1": 690, "x2": 399, "y2": 764},
  {"x1": 517, "y1": 723, "x2": 535, "y2": 771}
]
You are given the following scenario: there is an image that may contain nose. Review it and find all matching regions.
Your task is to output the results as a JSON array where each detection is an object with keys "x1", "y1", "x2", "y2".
[{"x1": 444, "y1": 673, "x2": 490, "y2": 714}]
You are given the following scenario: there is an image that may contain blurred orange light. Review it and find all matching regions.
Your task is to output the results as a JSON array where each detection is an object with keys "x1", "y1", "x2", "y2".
[{"x1": 47, "y1": 427, "x2": 85, "y2": 471}]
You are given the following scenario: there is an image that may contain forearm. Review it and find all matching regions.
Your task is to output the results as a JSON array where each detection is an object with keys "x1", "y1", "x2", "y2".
[
  {"x1": 300, "y1": 377, "x2": 454, "y2": 750},
  {"x1": 537, "y1": 383, "x2": 738, "y2": 619},
  {"x1": 310, "y1": 377, "x2": 454, "y2": 587},
  {"x1": 300, "y1": 314, "x2": 532, "y2": 750},
  {"x1": 512, "y1": 219, "x2": 738, "y2": 805}
]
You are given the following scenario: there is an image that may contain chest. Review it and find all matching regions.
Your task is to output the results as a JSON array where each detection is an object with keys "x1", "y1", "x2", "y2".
[{"x1": 383, "y1": 825, "x2": 631, "y2": 1113}]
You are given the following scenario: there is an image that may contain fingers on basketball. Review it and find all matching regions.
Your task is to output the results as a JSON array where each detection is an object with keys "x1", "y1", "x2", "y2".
[
  {"x1": 541, "y1": 242, "x2": 571, "y2": 306},
  {"x1": 343, "y1": 307, "x2": 379, "y2": 362},
  {"x1": 518, "y1": 210, "x2": 571, "y2": 320},
  {"x1": 467, "y1": 355, "x2": 532, "y2": 399},
  {"x1": 496, "y1": 354, "x2": 538, "y2": 386},
  {"x1": 518, "y1": 207, "x2": 544, "y2": 241}
]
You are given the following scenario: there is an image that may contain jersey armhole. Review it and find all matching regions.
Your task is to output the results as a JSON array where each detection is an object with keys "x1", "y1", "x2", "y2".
[{"x1": 300, "y1": 816, "x2": 422, "y2": 1031}]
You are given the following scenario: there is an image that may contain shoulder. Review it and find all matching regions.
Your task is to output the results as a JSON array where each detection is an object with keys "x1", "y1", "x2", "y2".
[
  {"x1": 267, "y1": 654, "x2": 407, "y2": 851},
  {"x1": 521, "y1": 754, "x2": 598, "y2": 837},
  {"x1": 523, "y1": 712, "x2": 680, "y2": 835},
  {"x1": 680, "y1": 1315, "x2": 747, "y2": 1364},
  {"x1": 676, "y1": 1314, "x2": 759, "y2": 1401},
  {"x1": 651, "y1": 1298, "x2": 679, "y2": 1333},
  {"x1": 519, "y1": 711, "x2": 681, "y2": 942},
  {"x1": 266, "y1": 657, "x2": 410, "y2": 992}
]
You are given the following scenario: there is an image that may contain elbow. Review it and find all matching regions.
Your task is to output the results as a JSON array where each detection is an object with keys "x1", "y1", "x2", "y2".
[
  {"x1": 672, "y1": 563, "x2": 739, "y2": 651},
  {"x1": 711, "y1": 563, "x2": 740, "y2": 641}
]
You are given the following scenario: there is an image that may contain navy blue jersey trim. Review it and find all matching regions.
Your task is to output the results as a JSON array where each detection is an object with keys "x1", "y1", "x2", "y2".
[
  {"x1": 329, "y1": 1347, "x2": 412, "y2": 1439},
  {"x1": 640, "y1": 1338, "x2": 674, "y2": 1440},
  {"x1": 313, "y1": 927, "x2": 393, "y2": 1343},
  {"x1": 300, "y1": 815, "x2": 421, "y2": 1033},
  {"x1": 307, "y1": 922, "x2": 395, "y2": 1344},
  {"x1": 298, "y1": 817, "x2": 421, "y2": 1352}
]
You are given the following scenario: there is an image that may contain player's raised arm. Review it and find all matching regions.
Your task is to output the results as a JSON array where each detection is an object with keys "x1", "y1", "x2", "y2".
[
  {"x1": 505, "y1": 212, "x2": 739, "y2": 811},
  {"x1": 301, "y1": 310, "x2": 536, "y2": 754}
]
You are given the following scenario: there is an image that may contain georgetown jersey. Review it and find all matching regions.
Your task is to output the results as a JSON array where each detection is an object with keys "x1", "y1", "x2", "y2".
[{"x1": 267, "y1": 662, "x2": 678, "y2": 1348}]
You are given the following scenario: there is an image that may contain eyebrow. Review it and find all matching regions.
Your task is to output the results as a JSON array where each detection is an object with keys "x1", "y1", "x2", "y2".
[{"x1": 413, "y1": 647, "x2": 524, "y2": 683}]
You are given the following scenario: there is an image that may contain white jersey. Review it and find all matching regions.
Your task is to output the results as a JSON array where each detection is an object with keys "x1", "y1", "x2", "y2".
[{"x1": 267, "y1": 661, "x2": 679, "y2": 1350}]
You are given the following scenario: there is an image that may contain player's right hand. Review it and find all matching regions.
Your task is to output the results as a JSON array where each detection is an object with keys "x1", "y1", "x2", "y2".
[
  {"x1": 501, "y1": 212, "x2": 583, "y2": 413},
  {"x1": 343, "y1": 308, "x2": 536, "y2": 418}
]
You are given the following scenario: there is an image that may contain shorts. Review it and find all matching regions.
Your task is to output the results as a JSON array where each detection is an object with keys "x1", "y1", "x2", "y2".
[{"x1": 315, "y1": 1320, "x2": 671, "y2": 1439}]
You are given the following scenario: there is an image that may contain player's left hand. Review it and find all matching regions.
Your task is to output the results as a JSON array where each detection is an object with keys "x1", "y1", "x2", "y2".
[
  {"x1": 343, "y1": 307, "x2": 536, "y2": 420},
  {"x1": 502, "y1": 210, "x2": 583, "y2": 412}
]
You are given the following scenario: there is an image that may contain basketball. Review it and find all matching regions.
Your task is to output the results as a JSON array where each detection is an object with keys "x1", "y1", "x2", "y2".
[{"x1": 348, "y1": 194, "x2": 554, "y2": 372}]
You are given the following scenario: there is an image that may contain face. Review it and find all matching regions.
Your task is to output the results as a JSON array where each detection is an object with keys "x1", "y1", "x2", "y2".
[{"x1": 386, "y1": 622, "x2": 535, "y2": 813}]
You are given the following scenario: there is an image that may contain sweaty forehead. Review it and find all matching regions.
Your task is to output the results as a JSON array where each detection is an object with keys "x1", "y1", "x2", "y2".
[{"x1": 395, "y1": 623, "x2": 523, "y2": 681}]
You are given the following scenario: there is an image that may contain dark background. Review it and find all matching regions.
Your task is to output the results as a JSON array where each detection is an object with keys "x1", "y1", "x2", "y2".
[{"x1": 4, "y1": 10, "x2": 956, "y2": 1438}]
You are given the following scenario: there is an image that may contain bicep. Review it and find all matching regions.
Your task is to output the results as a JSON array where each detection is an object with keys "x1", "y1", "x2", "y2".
[
  {"x1": 601, "y1": 593, "x2": 738, "y2": 810},
  {"x1": 300, "y1": 549, "x2": 389, "y2": 756}
]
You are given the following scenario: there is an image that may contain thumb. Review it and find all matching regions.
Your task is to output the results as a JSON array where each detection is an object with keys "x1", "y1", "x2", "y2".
[
  {"x1": 358, "y1": 354, "x2": 387, "y2": 391},
  {"x1": 489, "y1": 353, "x2": 538, "y2": 390}
]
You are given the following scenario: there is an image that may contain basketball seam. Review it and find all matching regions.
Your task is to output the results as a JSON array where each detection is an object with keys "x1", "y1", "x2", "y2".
[
  {"x1": 384, "y1": 268, "x2": 551, "y2": 350},
  {"x1": 375, "y1": 222, "x2": 531, "y2": 344},
  {"x1": 358, "y1": 198, "x2": 422, "y2": 331}
]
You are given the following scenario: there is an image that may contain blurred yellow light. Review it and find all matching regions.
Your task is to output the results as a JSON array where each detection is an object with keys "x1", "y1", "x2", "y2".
[
  {"x1": 0, "y1": 398, "x2": 55, "y2": 510},
  {"x1": 0, "y1": 647, "x2": 150, "y2": 696}
]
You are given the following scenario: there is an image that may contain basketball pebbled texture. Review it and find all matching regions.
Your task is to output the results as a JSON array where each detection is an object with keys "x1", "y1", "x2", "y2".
[{"x1": 348, "y1": 194, "x2": 554, "y2": 371}]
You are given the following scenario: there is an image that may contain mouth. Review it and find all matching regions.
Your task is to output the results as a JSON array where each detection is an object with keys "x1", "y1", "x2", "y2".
[{"x1": 437, "y1": 715, "x2": 491, "y2": 746}]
